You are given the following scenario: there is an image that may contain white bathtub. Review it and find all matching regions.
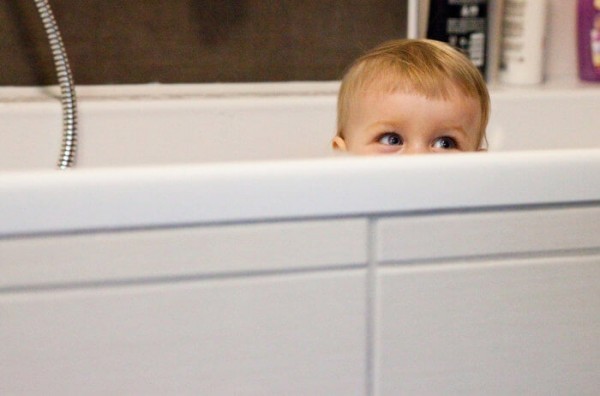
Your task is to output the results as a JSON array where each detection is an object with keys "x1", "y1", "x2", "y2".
[{"x1": 1, "y1": 82, "x2": 600, "y2": 394}]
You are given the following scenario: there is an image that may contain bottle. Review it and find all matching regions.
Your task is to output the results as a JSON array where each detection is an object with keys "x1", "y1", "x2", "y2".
[
  {"x1": 426, "y1": 0, "x2": 489, "y2": 80},
  {"x1": 577, "y1": 0, "x2": 600, "y2": 81},
  {"x1": 499, "y1": 0, "x2": 548, "y2": 85}
]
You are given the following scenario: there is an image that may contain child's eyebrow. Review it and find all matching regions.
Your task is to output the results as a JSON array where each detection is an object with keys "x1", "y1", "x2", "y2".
[
  {"x1": 369, "y1": 120, "x2": 403, "y2": 129},
  {"x1": 438, "y1": 124, "x2": 469, "y2": 135},
  {"x1": 447, "y1": 125, "x2": 467, "y2": 132}
]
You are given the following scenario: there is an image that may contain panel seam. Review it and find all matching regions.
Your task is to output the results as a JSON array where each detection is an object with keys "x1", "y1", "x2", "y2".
[{"x1": 366, "y1": 217, "x2": 378, "y2": 396}]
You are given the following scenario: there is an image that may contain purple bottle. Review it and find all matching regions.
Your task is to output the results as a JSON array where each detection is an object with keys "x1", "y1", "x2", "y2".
[{"x1": 578, "y1": 0, "x2": 600, "y2": 81}]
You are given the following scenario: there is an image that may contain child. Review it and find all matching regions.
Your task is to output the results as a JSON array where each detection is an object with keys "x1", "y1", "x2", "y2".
[{"x1": 332, "y1": 39, "x2": 490, "y2": 155}]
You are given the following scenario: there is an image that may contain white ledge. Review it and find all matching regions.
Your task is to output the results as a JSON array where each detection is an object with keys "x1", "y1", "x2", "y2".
[{"x1": 1, "y1": 151, "x2": 599, "y2": 237}]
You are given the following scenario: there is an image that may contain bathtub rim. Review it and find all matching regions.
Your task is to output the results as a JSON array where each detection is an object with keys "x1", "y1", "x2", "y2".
[{"x1": 1, "y1": 149, "x2": 599, "y2": 238}]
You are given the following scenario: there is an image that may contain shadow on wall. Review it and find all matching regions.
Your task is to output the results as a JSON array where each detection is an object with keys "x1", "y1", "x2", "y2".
[{"x1": 0, "y1": 0, "x2": 407, "y2": 85}]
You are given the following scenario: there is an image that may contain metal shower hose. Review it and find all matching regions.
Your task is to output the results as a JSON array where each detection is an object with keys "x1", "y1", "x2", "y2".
[{"x1": 34, "y1": 0, "x2": 78, "y2": 169}]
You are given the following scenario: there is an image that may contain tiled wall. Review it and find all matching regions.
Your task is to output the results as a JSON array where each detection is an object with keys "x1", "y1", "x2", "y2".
[{"x1": 0, "y1": 1, "x2": 407, "y2": 85}]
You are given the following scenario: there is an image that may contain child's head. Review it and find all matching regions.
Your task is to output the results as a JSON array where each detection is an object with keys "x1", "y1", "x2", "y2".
[{"x1": 333, "y1": 39, "x2": 490, "y2": 155}]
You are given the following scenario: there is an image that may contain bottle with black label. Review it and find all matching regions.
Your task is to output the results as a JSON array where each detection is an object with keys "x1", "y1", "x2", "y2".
[{"x1": 426, "y1": 0, "x2": 489, "y2": 79}]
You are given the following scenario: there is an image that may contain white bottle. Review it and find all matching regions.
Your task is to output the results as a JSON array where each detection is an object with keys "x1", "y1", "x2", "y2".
[{"x1": 500, "y1": 0, "x2": 549, "y2": 85}]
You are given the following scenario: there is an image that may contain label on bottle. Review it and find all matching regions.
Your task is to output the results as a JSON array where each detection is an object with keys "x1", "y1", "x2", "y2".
[
  {"x1": 499, "y1": 0, "x2": 547, "y2": 85},
  {"x1": 578, "y1": 0, "x2": 600, "y2": 80},
  {"x1": 592, "y1": 11, "x2": 600, "y2": 68},
  {"x1": 500, "y1": 0, "x2": 526, "y2": 68},
  {"x1": 427, "y1": 0, "x2": 489, "y2": 77}
]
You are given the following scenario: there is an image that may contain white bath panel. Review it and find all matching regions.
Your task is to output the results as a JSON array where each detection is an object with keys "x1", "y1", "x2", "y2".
[
  {"x1": 376, "y1": 254, "x2": 600, "y2": 395},
  {"x1": 376, "y1": 206, "x2": 600, "y2": 263},
  {"x1": 0, "y1": 270, "x2": 367, "y2": 395},
  {"x1": 1, "y1": 218, "x2": 368, "y2": 290}
]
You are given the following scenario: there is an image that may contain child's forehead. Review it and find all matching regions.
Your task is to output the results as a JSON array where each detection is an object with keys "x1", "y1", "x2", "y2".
[{"x1": 353, "y1": 75, "x2": 467, "y2": 102}]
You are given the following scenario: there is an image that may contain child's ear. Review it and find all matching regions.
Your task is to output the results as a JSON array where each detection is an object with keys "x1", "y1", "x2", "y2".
[{"x1": 332, "y1": 136, "x2": 348, "y2": 151}]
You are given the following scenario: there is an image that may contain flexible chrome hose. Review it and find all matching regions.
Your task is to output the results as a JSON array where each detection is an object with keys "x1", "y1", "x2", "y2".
[{"x1": 34, "y1": 0, "x2": 78, "y2": 169}]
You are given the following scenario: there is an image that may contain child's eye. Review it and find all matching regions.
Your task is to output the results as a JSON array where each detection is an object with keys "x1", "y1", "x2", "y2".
[
  {"x1": 432, "y1": 136, "x2": 458, "y2": 149},
  {"x1": 378, "y1": 132, "x2": 403, "y2": 146}
]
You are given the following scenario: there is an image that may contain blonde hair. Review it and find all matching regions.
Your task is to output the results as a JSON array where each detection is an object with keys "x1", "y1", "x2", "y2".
[{"x1": 337, "y1": 39, "x2": 490, "y2": 146}]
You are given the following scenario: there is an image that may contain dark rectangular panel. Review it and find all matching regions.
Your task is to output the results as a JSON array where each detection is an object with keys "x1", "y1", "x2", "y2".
[{"x1": 0, "y1": 0, "x2": 407, "y2": 85}]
